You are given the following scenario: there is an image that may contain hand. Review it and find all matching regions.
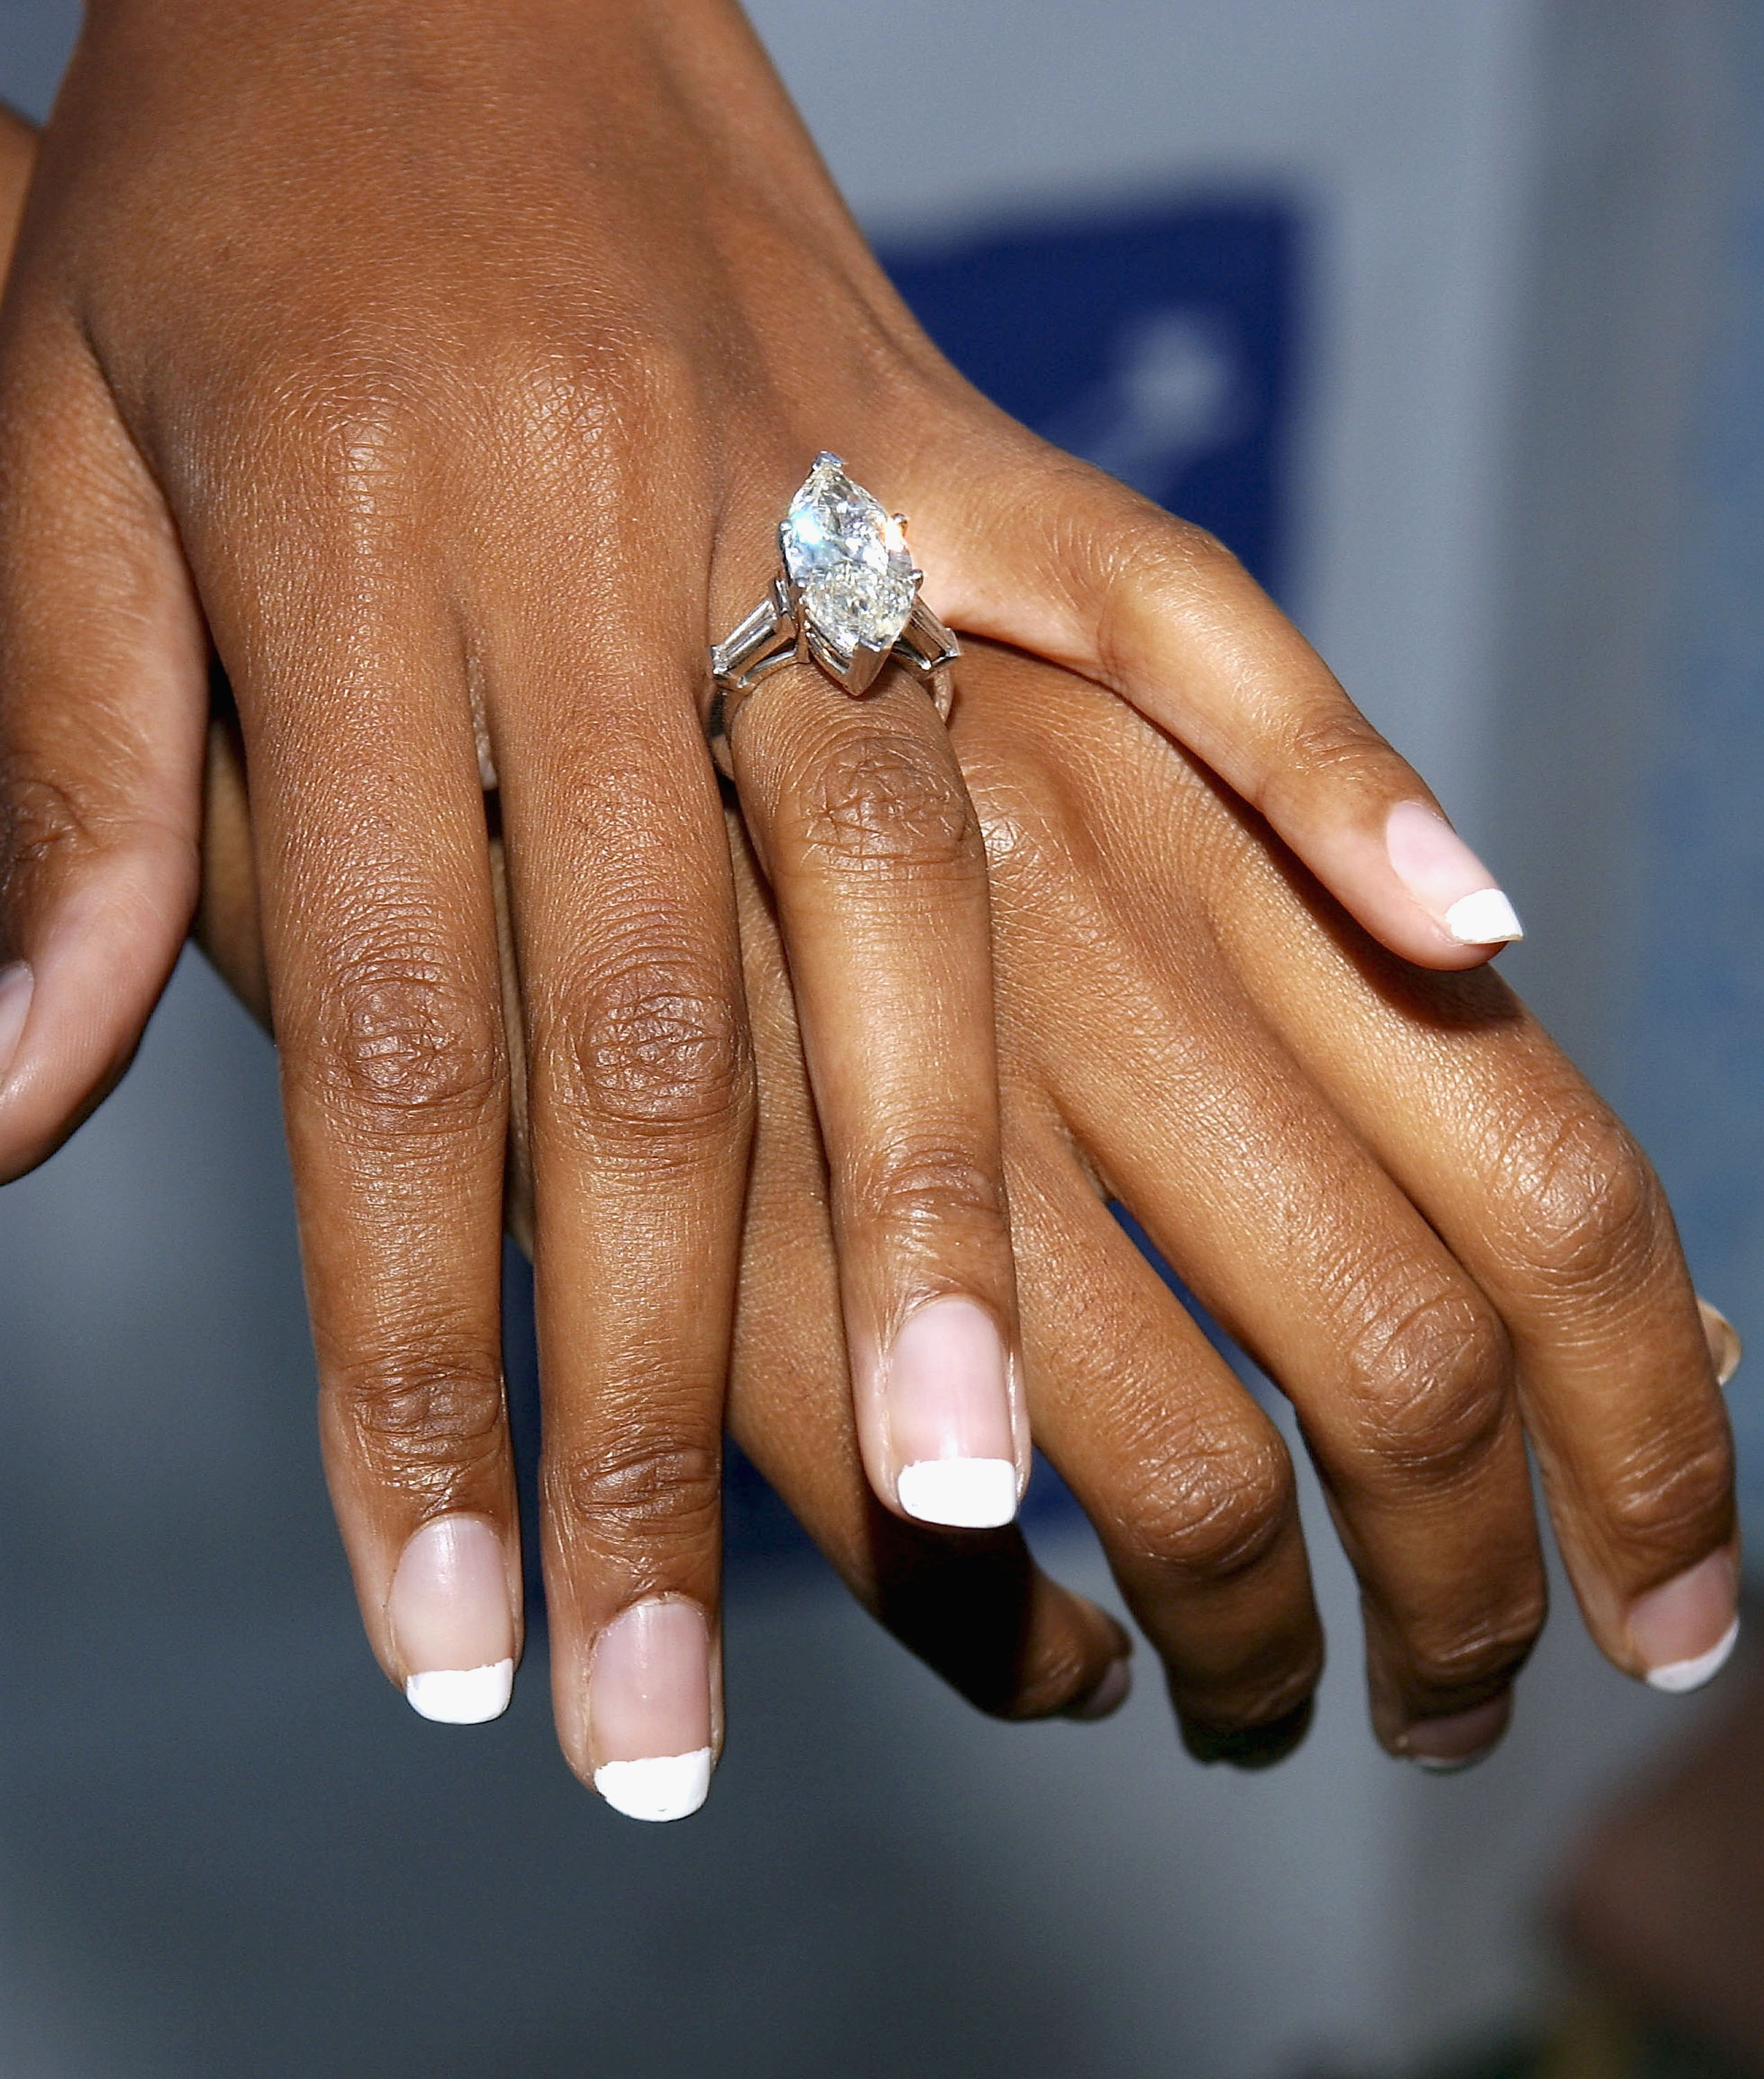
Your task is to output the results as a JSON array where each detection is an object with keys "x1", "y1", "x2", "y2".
[
  {"x1": 0, "y1": 0, "x2": 1524, "y2": 1584},
  {"x1": 200, "y1": 635, "x2": 1739, "y2": 1787},
  {"x1": 3, "y1": 32, "x2": 1722, "y2": 1805}
]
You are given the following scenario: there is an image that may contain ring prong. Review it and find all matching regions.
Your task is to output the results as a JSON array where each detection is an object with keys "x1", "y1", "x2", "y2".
[{"x1": 842, "y1": 642, "x2": 889, "y2": 696}]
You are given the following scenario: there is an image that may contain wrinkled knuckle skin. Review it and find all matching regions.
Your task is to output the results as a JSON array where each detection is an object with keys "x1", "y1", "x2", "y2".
[
  {"x1": 302, "y1": 951, "x2": 505, "y2": 1128},
  {"x1": 1341, "y1": 1281, "x2": 1511, "y2": 1492},
  {"x1": 1399, "y1": 1595, "x2": 1546, "y2": 1705},
  {"x1": 225, "y1": 349, "x2": 434, "y2": 532},
  {"x1": 552, "y1": 941, "x2": 749, "y2": 1143},
  {"x1": 484, "y1": 328, "x2": 701, "y2": 518},
  {"x1": 855, "y1": 1142, "x2": 1006, "y2": 1243},
  {"x1": 1116, "y1": 1427, "x2": 1295, "y2": 1583},
  {"x1": 548, "y1": 1431, "x2": 722, "y2": 1560},
  {"x1": 1105, "y1": 510, "x2": 1238, "y2": 592},
  {"x1": 333, "y1": 1349, "x2": 506, "y2": 1498},
  {"x1": 1496, "y1": 1105, "x2": 1666, "y2": 1295},
  {"x1": 1279, "y1": 707, "x2": 1392, "y2": 783},
  {"x1": 0, "y1": 766, "x2": 111, "y2": 897},
  {"x1": 1602, "y1": 1429, "x2": 1736, "y2": 1566},
  {"x1": 794, "y1": 726, "x2": 981, "y2": 879}
]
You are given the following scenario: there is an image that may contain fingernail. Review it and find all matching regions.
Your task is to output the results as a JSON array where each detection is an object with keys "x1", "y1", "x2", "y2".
[
  {"x1": 1385, "y1": 802, "x2": 1523, "y2": 945},
  {"x1": 1401, "y1": 1692, "x2": 1512, "y2": 1772},
  {"x1": 589, "y1": 1599, "x2": 714, "y2": 1822},
  {"x1": 1060, "y1": 1655, "x2": 1133, "y2": 1722},
  {"x1": 885, "y1": 1297, "x2": 1019, "y2": 1529},
  {"x1": 389, "y1": 1514, "x2": 517, "y2": 1724},
  {"x1": 0, "y1": 961, "x2": 34, "y2": 1082},
  {"x1": 1698, "y1": 1296, "x2": 1743, "y2": 1387},
  {"x1": 1631, "y1": 1551, "x2": 1740, "y2": 1692}
]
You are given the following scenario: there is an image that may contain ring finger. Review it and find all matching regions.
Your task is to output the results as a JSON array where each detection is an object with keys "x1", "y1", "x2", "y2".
[{"x1": 727, "y1": 643, "x2": 1027, "y2": 1533}]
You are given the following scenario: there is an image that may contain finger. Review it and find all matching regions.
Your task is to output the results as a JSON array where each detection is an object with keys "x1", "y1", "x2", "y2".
[
  {"x1": 1, "y1": 104, "x2": 34, "y2": 246},
  {"x1": 207, "y1": 533, "x2": 522, "y2": 1727},
  {"x1": 1241, "y1": 931, "x2": 1740, "y2": 1695},
  {"x1": 489, "y1": 565, "x2": 751, "y2": 1821},
  {"x1": 1007, "y1": 1137, "x2": 1325, "y2": 1764},
  {"x1": 1070, "y1": 1003, "x2": 1539, "y2": 1763},
  {"x1": 0, "y1": 320, "x2": 207, "y2": 1179},
  {"x1": 918, "y1": 431, "x2": 1522, "y2": 970},
  {"x1": 728, "y1": 813, "x2": 1132, "y2": 1719},
  {"x1": 728, "y1": 659, "x2": 1028, "y2": 1532},
  {"x1": 963, "y1": 653, "x2": 1544, "y2": 1763}
]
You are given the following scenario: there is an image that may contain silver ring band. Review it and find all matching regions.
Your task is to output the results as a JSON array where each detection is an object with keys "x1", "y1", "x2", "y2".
[{"x1": 708, "y1": 454, "x2": 959, "y2": 776}]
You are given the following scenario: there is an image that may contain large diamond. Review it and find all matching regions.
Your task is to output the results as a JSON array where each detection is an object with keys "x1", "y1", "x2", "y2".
[{"x1": 780, "y1": 454, "x2": 917, "y2": 658}]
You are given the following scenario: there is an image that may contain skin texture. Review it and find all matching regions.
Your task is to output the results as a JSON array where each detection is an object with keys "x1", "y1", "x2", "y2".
[
  {"x1": 0, "y1": 0, "x2": 1526, "y2": 1629},
  {"x1": 197, "y1": 634, "x2": 1738, "y2": 1778},
  {"x1": 0, "y1": 54, "x2": 1736, "y2": 1794}
]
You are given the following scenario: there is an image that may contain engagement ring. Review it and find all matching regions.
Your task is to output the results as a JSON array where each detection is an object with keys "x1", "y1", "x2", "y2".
[{"x1": 708, "y1": 455, "x2": 959, "y2": 771}]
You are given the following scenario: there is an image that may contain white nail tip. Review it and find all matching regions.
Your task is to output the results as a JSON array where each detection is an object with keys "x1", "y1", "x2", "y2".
[
  {"x1": 1443, "y1": 888, "x2": 1524, "y2": 945},
  {"x1": 404, "y1": 1659, "x2": 515, "y2": 1724},
  {"x1": 1646, "y1": 1618, "x2": 1740, "y2": 1694},
  {"x1": 594, "y1": 1748, "x2": 714, "y2": 1823},
  {"x1": 896, "y1": 1457, "x2": 1019, "y2": 1529}
]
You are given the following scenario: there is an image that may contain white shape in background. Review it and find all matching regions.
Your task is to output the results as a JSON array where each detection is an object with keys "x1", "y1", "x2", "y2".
[{"x1": 1046, "y1": 305, "x2": 1246, "y2": 499}]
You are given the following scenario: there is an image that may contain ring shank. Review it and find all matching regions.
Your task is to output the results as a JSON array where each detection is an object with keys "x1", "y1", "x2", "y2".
[{"x1": 708, "y1": 583, "x2": 959, "y2": 779}]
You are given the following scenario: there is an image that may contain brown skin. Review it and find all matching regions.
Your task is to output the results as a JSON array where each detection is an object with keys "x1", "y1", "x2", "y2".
[
  {"x1": 200, "y1": 635, "x2": 1736, "y2": 1773},
  {"x1": 0, "y1": 76, "x2": 1734, "y2": 1784},
  {"x1": 0, "y1": 0, "x2": 1527, "y2": 1741}
]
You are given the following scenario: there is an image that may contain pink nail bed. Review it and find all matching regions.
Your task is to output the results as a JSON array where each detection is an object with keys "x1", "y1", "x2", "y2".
[
  {"x1": 1384, "y1": 802, "x2": 1523, "y2": 945},
  {"x1": 885, "y1": 1297, "x2": 1019, "y2": 1529},
  {"x1": 389, "y1": 1514, "x2": 516, "y2": 1724},
  {"x1": 1403, "y1": 1694, "x2": 1512, "y2": 1771},
  {"x1": 1631, "y1": 1551, "x2": 1740, "y2": 1692},
  {"x1": 589, "y1": 1599, "x2": 715, "y2": 1822}
]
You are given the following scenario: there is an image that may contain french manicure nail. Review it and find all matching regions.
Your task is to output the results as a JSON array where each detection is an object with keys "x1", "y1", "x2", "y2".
[
  {"x1": 389, "y1": 1514, "x2": 516, "y2": 1724},
  {"x1": 1630, "y1": 1551, "x2": 1740, "y2": 1692},
  {"x1": 1698, "y1": 1297, "x2": 1743, "y2": 1387},
  {"x1": 886, "y1": 1297, "x2": 1019, "y2": 1529},
  {"x1": 1401, "y1": 1693, "x2": 1512, "y2": 1772},
  {"x1": 0, "y1": 962, "x2": 33, "y2": 1082},
  {"x1": 1061, "y1": 1656, "x2": 1133, "y2": 1722},
  {"x1": 1385, "y1": 802, "x2": 1523, "y2": 945},
  {"x1": 589, "y1": 1598, "x2": 714, "y2": 1822}
]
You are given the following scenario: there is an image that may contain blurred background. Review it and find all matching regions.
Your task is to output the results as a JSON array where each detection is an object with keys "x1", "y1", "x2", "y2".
[{"x1": 0, "y1": 1, "x2": 1759, "y2": 2073}]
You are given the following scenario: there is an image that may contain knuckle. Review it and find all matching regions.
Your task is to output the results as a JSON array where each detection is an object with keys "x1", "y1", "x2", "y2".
[
  {"x1": 856, "y1": 1141, "x2": 1006, "y2": 1240},
  {"x1": 484, "y1": 326, "x2": 697, "y2": 509},
  {"x1": 1401, "y1": 1590, "x2": 1546, "y2": 1699},
  {"x1": 1338, "y1": 1277, "x2": 1511, "y2": 1491},
  {"x1": 1602, "y1": 1426, "x2": 1735, "y2": 1561},
  {"x1": 1117, "y1": 1423, "x2": 1295, "y2": 1581},
  {"x1": 301, "y1": 942, "x2": 505, "y2": 1125},
  {"x1": 1087, "y1": 509, "x2": 1237, "y2": 663},
  {"x1": 1494, "y1": 1103, "x2": 1666, "y2": 1294},
  {"x1": 550, "y1": 933, "x2": 749, "y2": 1141},
  {"x1": 548, "y1": 1426, "x2": 722, "y2": 1556},
  {"x1": 0, "y1": 765, "x2": 105, "y2": 885},
  {"x1": 1103, "y1": 507, "x2": 1237, "y2": 590},
  {"x1": 793, "y1": 724, "x2": 981, "y2": 878},
  {"x1": 333, "y1": 1340, "x2": 505, "y2": 1493},
  {"x1": 233, "y1": 345, "x2": 432, "y2": 523},
  {"x1": 1275, "y1": 705, "x2": 1393, "y2": 784}
]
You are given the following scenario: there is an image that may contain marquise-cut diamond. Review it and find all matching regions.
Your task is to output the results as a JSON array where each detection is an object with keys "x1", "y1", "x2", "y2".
[{"x1": 780, "y1": 454, "x2": 916, "y2": 658}]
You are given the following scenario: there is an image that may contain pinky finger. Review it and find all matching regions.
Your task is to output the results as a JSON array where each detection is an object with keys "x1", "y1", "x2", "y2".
[
  {"x1": 929, "y1": 439, "x2": 1522, "y2": 969},
  {"x1": 0, "y1": 323, "x2": 208, "y2": 1177}
]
